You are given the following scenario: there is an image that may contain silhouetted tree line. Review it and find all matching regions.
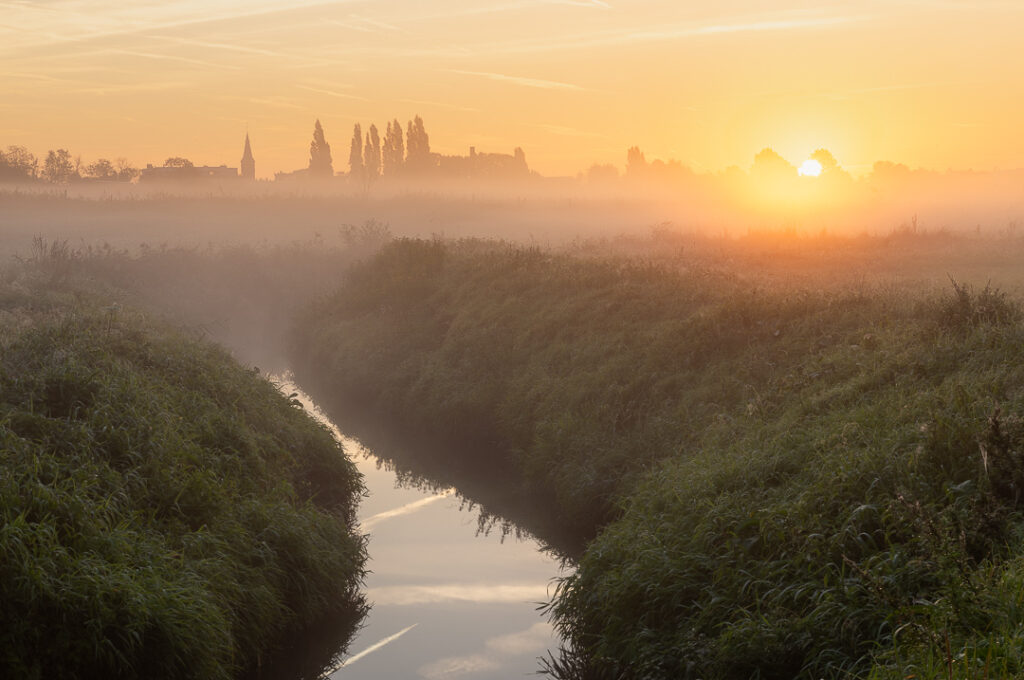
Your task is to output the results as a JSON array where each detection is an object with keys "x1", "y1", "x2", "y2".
[
  {"x1": 343, "y1": 115, "x2": 431, "y2": 183},
  {"x1": 587, "y1": 145, "x2": 855, "y2": 187},
  {"x1": 0, "y1": 144, "x2": 139, "y2": 183},
  {"x1": 341, "y1": 114, "x2": 529, "y2": 183},
  {"x1": 8, "y1": 115, "x2": 526, "y2": 186},
  {"x1": 295, "y1": 115, "x2": 434, "y2": 183}
]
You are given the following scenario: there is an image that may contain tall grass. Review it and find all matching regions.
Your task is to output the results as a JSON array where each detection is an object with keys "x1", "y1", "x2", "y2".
[
  {"x1": 0, "y1": 263, "x2": 367, "y2": 679},
  {"x1": 293, "y1": 237, "x2": 1024, "y2": 678}
]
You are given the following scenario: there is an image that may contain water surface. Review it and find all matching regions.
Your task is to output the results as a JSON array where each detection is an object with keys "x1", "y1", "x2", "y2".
[{"x1": 283, "y1": 381, "x2": 566, "y2": 679}]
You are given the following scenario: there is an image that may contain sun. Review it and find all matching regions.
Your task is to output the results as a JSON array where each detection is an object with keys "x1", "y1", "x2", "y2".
[{"x1": 798, "y1": 159, "x2": 823, "y2": 177}]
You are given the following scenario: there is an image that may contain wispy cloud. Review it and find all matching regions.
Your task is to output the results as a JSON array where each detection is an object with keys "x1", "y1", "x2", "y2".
[
  {"x1": 398, "y1": 98, "x2": 481, "y2": 113},
  {"x1": 296, "y1": 84, "x2": 370, "y2": 101},
  {"x1": 353, "y1": 14, "x2": 403, "y2": 31},
  {"x1": 487, "y1": 622, "x2": 555, "y2": 655},
  {"x1": 555, "y1": 0, "x2": 612, "y2": 7},
  {"x1": 367, "y1": 582, "x2": 551, "y2": 606},
  {"x1": 451, "y1": 12, "x2": 865, "y2": 56},
  {"x1": 538, "y1": 124, "x2": 605, "y2": 138},
  {"x1": 421, "y1": 653, "x2": 500, "y2": 679},
  {"x1": 413, "y1": 0, "x2": 610, "y2": 20},
  {"x1": 587, "y1": 14, "x2": 863, "y2": 48},
  {"x1": 3, "y1": 72, "x2": 71, "y2": 83},
  {"x1": 448, "y1": 69, "x2": 585, "y2": 91},
  {"x1": 71, "y1": 81, "x2": 190, "y2": 95},
  {"x1": 220, "y1": 95, "x2": 306, "y2": 110},
  {"x1": 691, "y1": 17, "x2": 853, "y2": 35},
  {"x1": 106, "y1": 49, "x2": 242, "y2": 71},
  {"x1": 822, "y1": 81, "x2": 943, "y2": 100},
  {"x1": 326, "y1": 14, "x2": 404, "y2": 32},
  {"x1": 359, "y1": 490, "x2": 455, "y2": 530},
  {"x1": 711, "y1": 80, "x2": 950, "y2": 103},
  {"x1": 419, "y1": 623, "x2": 554, "y2": 680},
  {"x1": 265, "y1": 12, "x2": 861, "y2": 62},
  {"x1": 0, "y1": 0, "x2": 367, "y2": 55},
  {"x1": 148, "y1": 35, "x2": 286, "y2": 58}
]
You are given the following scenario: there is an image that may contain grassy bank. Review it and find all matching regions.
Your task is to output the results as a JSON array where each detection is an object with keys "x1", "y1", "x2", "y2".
[
  {"x1": 292, "y1": 236, "x2": 1024, "y2": 678},
  {"x1": 1, "y1": 262, "x2": 367, "y2": 679}
]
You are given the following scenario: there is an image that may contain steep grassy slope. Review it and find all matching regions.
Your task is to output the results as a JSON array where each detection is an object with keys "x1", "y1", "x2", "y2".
[
  {"x1": 0, "y1": 268, "x2": 366, "y2": 679},
  {"x1": 293, "y1": 237, "x2": 1024, "y2": 678}
]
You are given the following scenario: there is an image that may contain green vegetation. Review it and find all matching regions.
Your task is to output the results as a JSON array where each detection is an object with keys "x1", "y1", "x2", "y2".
[
  {"x1": 293, "y1": 236, "x2": 1024, "y2": 678},
  {"x1": 0, "y1": 257, "x2": 367, "y2": 679}
]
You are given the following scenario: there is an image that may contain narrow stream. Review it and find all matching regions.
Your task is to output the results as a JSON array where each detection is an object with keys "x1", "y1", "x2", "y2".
[{"x1": 280, "y1": 379, "x2": 567, "y2": 679}]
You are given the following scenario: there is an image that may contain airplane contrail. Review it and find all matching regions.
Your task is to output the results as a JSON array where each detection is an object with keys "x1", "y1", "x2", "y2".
[
  {"x1": 322, "y1": 624, "x2": 418, "y2": 675},
  {"x1": 359, "y1": 490, "x2": 455, "y2": 530}
]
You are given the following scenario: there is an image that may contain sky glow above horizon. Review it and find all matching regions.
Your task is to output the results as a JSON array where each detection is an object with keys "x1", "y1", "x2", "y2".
[{"x1": 2, "y1": 0, "x2": 1023, "y2": 177}]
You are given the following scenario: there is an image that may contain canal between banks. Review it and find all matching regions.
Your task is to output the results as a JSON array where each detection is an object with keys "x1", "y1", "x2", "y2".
[{"x1": 279, "y1": 378, "x2": 568, "y2": 679}]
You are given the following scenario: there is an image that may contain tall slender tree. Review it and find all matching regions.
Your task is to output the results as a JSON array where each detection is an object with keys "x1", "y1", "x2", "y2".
[
  {"x1": 308, "y1": 119, "x2": 333, "y2": 178},
  {"x1": 383, "y1": 120, "x2": 404, "y2": 176},
  {"x1": 365, "y1": 124, "x2": 381, "y2": 179},
  {"x1": 626, "y1": 146, "x2": 647, "y2": 178},
  {"x1": 349, "y1": 123, "x2": 363, "y2": 178},
  {"x1": 405, "y1": 115, "x2": 431, "y2": 173}
]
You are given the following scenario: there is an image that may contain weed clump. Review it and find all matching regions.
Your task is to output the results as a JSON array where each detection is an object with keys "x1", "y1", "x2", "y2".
[{"x1": 937, "y1": 278, "x2": 1019, "y2": 331}]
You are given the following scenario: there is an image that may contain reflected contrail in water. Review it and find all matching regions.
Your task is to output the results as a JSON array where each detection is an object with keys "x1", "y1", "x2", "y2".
[
  {"x1": 323, "y1": 624, "x2": 418, "y2": 676},
  {"x1": 359, "y1": 490, "x2": 455, "y2": 530}
]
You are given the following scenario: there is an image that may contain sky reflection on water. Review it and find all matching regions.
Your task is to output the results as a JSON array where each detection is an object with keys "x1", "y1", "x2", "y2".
[{"x1": 282, "y1": 382, "x2": 564, "y2": 679}]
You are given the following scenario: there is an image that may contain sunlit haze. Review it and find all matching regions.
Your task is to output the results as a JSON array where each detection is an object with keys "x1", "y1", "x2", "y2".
[{"x1": 4, "y1": 0, "x2": 1024, "y2": 177}]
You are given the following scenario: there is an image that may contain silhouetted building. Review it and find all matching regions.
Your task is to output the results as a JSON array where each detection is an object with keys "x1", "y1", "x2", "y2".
[
  {"x1": 274, "y1": 168, "x2": 309, "y2": 182},
  {"x1": 241, "y1": 134, "x2": 255, "y2": 180},
  {"x1": 435, "y1": 146, "x2": 530, "y2": 179}
]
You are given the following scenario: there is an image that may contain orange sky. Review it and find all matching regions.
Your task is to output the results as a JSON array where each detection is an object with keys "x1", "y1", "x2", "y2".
[{"x1": 2, "y1": 0, "x2": 1023, "y2": 178}]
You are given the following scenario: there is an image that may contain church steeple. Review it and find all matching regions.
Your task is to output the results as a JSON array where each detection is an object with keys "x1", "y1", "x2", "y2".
[{"x1": 240, "y1": 132, "x2": 255, "y2": 180}]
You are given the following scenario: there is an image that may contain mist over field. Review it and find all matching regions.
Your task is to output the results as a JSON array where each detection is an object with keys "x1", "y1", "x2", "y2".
[{"x1": 2, "y1": 156, "x2": 1023, "y2": 257}]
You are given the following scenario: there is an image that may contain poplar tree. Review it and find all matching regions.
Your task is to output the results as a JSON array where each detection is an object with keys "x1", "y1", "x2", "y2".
[
  {"x1": 349, "y1": 123, "x2": 363, "y2": 178},
  {"x1": 365, "y1": 124, "x2": 381, "y2": 178},
  {"x1": 308, "y1": 119, "x2": 334, "y2": 177},
  {"x1": 383, "y1": 120, "x2": 404, "y2": 176},
  {"x1": 405, "y1": 115, "x2": 431, "y2": 173}
]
